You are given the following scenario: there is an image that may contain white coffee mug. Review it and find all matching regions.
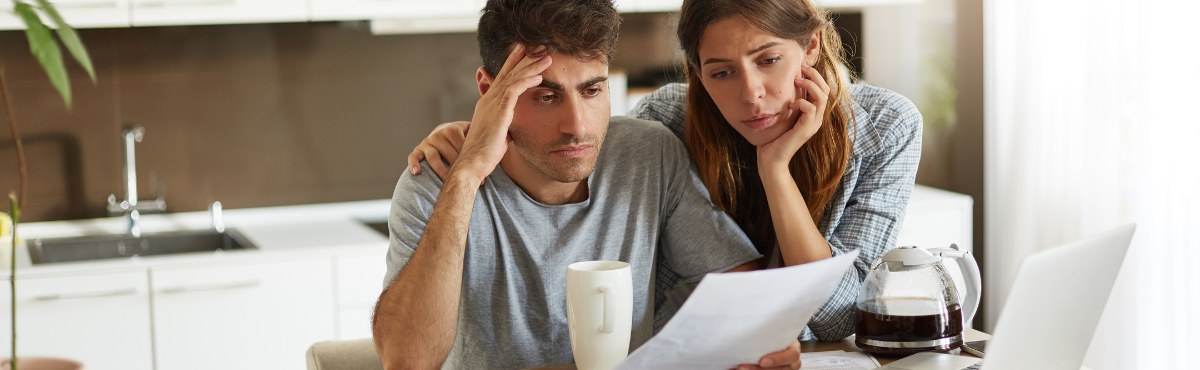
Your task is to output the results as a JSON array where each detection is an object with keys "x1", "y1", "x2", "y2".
[{"x1": 567, "y1": 260, "x2": 633, "y2": 370}]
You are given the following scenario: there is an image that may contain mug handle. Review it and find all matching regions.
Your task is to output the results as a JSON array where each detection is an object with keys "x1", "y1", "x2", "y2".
[{"x1": 599, "y1": 285, "x2": 614, "y2": 334}]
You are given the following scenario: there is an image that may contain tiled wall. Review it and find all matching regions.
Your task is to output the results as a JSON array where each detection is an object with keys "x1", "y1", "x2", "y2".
[{"x1": 0, "y1": 22, "x2": 485, "y2": 222}]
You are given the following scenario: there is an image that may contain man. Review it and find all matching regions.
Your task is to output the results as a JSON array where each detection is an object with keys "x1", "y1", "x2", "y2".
[{"x1": 372, "y1": 1, "x2": 801, "y2": 369}]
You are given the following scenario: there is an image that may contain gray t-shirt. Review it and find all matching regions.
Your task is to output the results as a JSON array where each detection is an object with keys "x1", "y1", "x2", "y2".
[{"x1": 383, "y1": 116, "x2": 761, "y2": 369}]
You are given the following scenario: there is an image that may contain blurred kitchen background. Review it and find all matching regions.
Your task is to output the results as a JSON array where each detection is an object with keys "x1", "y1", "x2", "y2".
[
  {"x1": 0, "y1": 1, "x2": 972, "y2": 224},
  {"x1": 0, "y1": 0, "x2": 1196, "y2": 369}
]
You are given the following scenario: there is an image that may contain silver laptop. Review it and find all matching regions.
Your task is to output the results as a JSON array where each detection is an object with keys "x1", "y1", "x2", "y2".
[{"x1": 879, "y1": 223, "x2": 1136, "y2": 370}]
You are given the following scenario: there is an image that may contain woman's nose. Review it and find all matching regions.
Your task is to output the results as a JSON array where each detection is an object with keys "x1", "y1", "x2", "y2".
[{"x1": 740, "y1": 73, "x2": 765, "y2": 104}]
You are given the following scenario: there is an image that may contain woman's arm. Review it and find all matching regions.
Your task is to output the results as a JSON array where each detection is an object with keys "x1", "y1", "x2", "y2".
[{"x1": 758, "y1": 65, "x2": 835, "y2": 267}]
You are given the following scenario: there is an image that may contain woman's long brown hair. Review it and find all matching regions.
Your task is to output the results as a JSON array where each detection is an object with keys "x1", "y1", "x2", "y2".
[{"x1": 678, "y1": 0, "x2": 854, "y2": 252}]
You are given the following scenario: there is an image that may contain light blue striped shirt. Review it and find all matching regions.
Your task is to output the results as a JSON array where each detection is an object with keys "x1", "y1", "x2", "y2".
[{"x1": 631, "y1": 82, "x2": 922, "y2": 341}]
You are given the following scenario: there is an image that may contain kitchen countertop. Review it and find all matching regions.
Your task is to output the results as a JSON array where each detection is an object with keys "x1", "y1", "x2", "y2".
[{"x1": 3, "y1": 199, "x2": 393, "y2": 278}]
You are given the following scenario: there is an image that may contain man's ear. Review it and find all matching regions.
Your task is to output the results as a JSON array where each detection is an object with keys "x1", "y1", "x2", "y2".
[
  {"x1": 803, "y1": 32, "x2": 821, "y2": 67},
  {"x1": 476, "y1": 67, "x2": 494, "y2": 96}
]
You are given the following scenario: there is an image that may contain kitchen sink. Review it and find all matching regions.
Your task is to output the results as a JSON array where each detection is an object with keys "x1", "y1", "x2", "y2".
[{"x1": 28, "y1": 229, "x2": 256, "y2": 265}]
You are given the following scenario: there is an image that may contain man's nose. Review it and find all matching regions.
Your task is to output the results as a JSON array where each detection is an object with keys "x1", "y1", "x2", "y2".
[{"x1": 559, "y1": 98, "x2": 590, "y2": 136}]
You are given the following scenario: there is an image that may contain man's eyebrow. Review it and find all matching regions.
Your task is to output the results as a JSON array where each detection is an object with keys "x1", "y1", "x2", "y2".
[
  {"x1": 536, "y1": 76, "x2": 609, "y2": 91},
  {"x1": 576, "y1": 76, "x2": 608, "y2": 91},
  {"x1": 701, "y1": 41, "x2": 783, "y2": 65},
  {"x1": 537, "y1": 79, "x2": 565, "y2": 91}
]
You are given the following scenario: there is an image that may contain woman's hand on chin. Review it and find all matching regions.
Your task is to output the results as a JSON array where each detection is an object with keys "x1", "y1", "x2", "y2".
[{"x1": 756, "y1": 64, "x2": 831, "y2": 176}]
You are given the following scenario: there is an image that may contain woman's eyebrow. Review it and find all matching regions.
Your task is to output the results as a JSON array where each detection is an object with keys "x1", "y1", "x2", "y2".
[{"x1": 702, "y1": 42, "x2": 783, "y2": 65}]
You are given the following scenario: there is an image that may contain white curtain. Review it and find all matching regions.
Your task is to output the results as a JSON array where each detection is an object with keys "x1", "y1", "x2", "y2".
[{"x1": 985, "y1": 0, "x2": 1199, "y2": 369}]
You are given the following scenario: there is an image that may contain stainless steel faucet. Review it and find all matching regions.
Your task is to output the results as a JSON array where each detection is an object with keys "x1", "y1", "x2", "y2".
[{"x1": 107, "y1": 124, "x2": 167, "y2": 237}]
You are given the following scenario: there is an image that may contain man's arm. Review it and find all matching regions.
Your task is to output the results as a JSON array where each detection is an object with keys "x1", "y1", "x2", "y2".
[
  {"x1": 371, "y1": 172, "x2": 485, "y2": 368},
  {"x1": 371, "y1": 44, "x2": 550, "y2": 369}
]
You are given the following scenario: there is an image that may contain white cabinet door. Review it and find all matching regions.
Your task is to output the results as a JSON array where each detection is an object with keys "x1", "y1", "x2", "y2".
[
  {"x1": 151, "y1": 258, "x2": 334, "y2": 370},
  {"x1": 631, "y1": 0, "x2": 679, "y2": 12},
  {"x1": 0, "y1": 271, "x2": 153, "y2": 370},
  {"x1": 311, "y1": 0, "x2": 481, "y2": 21},
  {"x1": 0, "y1": 0, "x2": 131, "y2": 30},
  {"x1": 333, "y1": 250, "x2": 386, "y2": 339},
  {"x1": 130, "y1": 0, "x2": 305, "y2": 26}
]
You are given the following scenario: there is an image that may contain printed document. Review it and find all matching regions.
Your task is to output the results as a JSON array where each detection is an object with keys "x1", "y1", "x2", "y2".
[
  {"x1": 615, "y1": 250, "x2": 860, "y2": 369},
  {"x1": 802, "y1": 350, "x2": 880, "y2": 370}
]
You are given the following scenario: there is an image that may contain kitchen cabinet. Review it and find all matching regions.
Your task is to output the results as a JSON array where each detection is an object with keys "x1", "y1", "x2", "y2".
[
  {"x1": 310, "y1": 0, "x2": 482, "y2": 22},
  {"x1": 630, "y1": 0, "x2": 679, "y2": 12},
  {"x1": 0, "y1": 0, "x2": 131, "y2": 30},
  {"x1": 898, "y1": 185, "x2": 974, "y2": 252},
  {"x1": 129, "y1": 0, "x2": 305, "y2": 27},
  {"x1": 333, "y1": 249, "x2": 386, "y2": 339},
  {"x1": 150, "y1": 257, "x2": 334, "y2": 370},
  {"x1": 0, "y1": 271, "x2": 153, "y2": 370}
]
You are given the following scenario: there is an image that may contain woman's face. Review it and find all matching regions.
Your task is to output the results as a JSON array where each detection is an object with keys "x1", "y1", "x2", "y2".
[{"x1": 696, "y1": 16, "x2": 815, "y2": 146}]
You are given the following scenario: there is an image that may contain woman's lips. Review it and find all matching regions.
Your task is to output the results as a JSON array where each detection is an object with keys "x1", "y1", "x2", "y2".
[{"x1": 741, "y1": 113, "x2": 779, "y2": 129}]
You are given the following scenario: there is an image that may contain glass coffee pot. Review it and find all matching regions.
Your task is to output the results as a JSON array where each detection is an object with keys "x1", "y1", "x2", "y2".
[{"x1": 855, "y1": 244, "x2": 981, "y2": 355}]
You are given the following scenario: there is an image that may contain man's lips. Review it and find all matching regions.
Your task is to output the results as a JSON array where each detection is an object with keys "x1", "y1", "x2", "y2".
[
  {"x1": 552, "y1": 145, "x2": 593, "y2": 158},
  {"x1": 741, "y1": 113, "x2": 780, "y2": 129}
]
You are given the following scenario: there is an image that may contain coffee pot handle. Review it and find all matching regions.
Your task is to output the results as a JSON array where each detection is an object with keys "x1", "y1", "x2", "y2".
[
  {"x1": 954, "y1": 246, "x2": 983, "y2": 325},
  {"x1": 599, "y1": 285, "x2": 614, "y2": 334}
]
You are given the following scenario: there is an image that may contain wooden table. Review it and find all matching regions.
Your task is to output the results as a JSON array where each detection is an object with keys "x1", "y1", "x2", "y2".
[
  {"x1": 533, "y1": 329, "x2": 990, "y2": 369},
  {"x1": 803, "y1": 328, "x2": 989, "y2": 366}
]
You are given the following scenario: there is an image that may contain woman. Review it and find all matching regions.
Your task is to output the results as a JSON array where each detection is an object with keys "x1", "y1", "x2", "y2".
[{"x1": 407, "y1": 0, "x2": 921, "y2": 343}]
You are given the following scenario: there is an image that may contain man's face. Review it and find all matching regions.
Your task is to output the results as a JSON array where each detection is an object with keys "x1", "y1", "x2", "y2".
[{"x1": 505, "y1": 52, "x2": 611, "y2": 183}]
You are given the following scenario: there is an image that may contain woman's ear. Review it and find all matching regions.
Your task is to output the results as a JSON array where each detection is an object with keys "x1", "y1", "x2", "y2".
[
  {"x1": 476, "y1": 67, "x2": 494, "y2": 96},
  {"x1": 804, "y1": 32, "x2": 821, "y2": 67}
]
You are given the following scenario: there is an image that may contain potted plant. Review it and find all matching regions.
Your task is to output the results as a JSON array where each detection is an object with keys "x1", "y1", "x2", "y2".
[{"x1": 2, "y1": 1, "x2": 95, "y2": 369}]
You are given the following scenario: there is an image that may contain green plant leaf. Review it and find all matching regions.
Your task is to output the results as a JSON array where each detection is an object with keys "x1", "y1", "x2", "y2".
[
  {"x1": 35, "y1": 0, "x2": 95, "y2": 83},
  {"x1": 14, "y1": 2, "x2": 71, "y2": 108},
  {"x1": 7, "y1": 192, "x2": 17, "y2": 221}
]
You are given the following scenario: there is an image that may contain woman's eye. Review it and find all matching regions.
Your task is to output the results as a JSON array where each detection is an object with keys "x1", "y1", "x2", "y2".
[
  {"x1": 711, "y1": 70, "x2": 731, "y2": 79},
  {"x1": 762, "y1": 56, "x2": 782, "y2": 65}
]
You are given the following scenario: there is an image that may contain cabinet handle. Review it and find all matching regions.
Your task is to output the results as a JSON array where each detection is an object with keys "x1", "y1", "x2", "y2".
[
  {"x1": 33, "y1": 287, "x2": 138, "y2": 301},
  {"x1": 136, "y1": 0, "x2": 235, "y2": 8},
  {"x1": 157, "y1": 279, "x2": 260, "y2": 294}
]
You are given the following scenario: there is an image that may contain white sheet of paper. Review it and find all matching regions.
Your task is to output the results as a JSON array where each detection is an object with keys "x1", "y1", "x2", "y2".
[
  {"x1": 801, "y1": 350, "x2": 881, "y2": 370},
  {"x1": 615, "y1": 250, "x2": 860, "y2": 370}
]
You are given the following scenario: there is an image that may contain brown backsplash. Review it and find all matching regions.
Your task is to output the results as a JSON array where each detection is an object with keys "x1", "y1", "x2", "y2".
[
  {"x1": 0, "y1": 22, "x2": 489, "y2": 222},
  {"x1": 0, "y1": 12, "x2": 849, "y2": 223}
]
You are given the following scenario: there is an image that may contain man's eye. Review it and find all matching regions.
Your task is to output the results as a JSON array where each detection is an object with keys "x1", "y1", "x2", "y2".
[
  {"x1": 583, "y1": 87, "x2": 603, "y2": 97},
  {"x1": 537, "y1": 94, "x2": 558, "y2": 103}
]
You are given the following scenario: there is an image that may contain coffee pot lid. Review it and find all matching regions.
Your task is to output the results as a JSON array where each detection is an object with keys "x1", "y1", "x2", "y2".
[{"x1": 881, "y1": 246, "x2": 941, "y2": 266}]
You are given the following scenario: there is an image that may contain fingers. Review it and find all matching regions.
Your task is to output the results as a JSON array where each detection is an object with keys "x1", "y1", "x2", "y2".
[
  {"x1": 407, "y1": 150, "x2": 424, "y2": 175},
  {"x1": 800, "y1": 63, "x2": 831, "y2": 95},
  {"x1": 495, "y1": 43, "x2": 528, "y2": 80},
  {"x1": 423, "y1": 148, "x2": 449, "y2": 180},
  {"x1": 431, "y1": 137, "x2": 460, "y2": 165},
  {"x1": 755, "y1": 341, "x2": 802, "y2": 370},
  {"x1": 794, "y1": 77, "x2": 827, "y2": 104},
  {"x1": 790, "y1": 96, "x2": 817, "y2": 114},
  {"x1": 502, "y1": 57, "x2": 551, "y2": 98},
  {"x1": 493, "y1": 45, "x2": 551, "y2": 100}
]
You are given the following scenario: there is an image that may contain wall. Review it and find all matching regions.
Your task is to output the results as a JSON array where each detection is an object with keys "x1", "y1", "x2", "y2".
[
  {"x1": 862, "y1": 0, "x2": 986, "y2": 325},
  {"x1": 0, "y1": 22, "x2": 484, "y2": 222}
]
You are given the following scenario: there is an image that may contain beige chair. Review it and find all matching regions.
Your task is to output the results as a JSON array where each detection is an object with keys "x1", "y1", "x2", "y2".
[{"x1": 306, "y1": 339, "x2": 384, "y2": 370}]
